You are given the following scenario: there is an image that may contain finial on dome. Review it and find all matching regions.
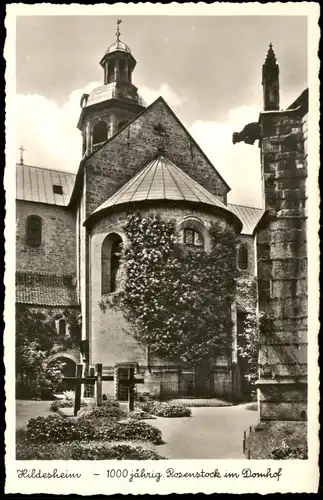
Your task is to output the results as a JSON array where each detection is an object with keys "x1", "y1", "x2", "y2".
[{"x1": 116, "y1": 18, "x2": 122, "y2": 42}]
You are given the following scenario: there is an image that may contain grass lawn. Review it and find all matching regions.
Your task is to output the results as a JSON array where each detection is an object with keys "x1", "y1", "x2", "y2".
[
  {"x1": 245, "y1": 421, "x2": 307, "y2": 459},
  {"x1": 16, "y1": 400, "x2": 53, "y2": 429}
]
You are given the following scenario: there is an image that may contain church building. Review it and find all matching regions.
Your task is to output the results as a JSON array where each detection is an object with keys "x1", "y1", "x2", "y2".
[{"x1": 16, "y1": 25, "x2": 270, "y2": 401}]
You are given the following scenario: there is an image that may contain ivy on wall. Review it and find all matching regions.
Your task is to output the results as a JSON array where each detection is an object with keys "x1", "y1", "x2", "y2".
[
  {"x1": 104, "y1": 213, "x2": 240, "y2": 367},
  {"x1": 236, "y1": 277, "x2": 274, "y2": 381},
  {"x1": 52, "y1": 309, "x2": 82, "y2": 348},
  {"x1": 16, "y1": 305, "x2": 64, "y2": 399}
]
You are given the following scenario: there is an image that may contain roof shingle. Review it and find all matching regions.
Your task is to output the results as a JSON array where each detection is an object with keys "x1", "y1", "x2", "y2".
[
  {"x1": 227, "y1": 203, "x2": 264, "y2": 235},
  {"x1": 16, "y1": 272, "x2": 79, "y2": 307},
  {"x1": 91, "y1": 156, "x2": 241, "y2": 225}
]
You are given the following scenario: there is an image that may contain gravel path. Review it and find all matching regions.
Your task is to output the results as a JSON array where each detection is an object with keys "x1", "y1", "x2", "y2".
[{"x1": 150, "y1": 404, "x2": 258, "y2": 459}]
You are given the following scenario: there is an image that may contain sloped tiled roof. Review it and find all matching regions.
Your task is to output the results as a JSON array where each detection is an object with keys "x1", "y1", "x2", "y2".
[
  {"x1": 16, "y1": 272, "x2": 79, "y2": 306},
  {"x1": 227, "y1": 203, "x2": 264, "y2": 235},
  {"x1": 16, "y1": 164, "x2": 76, "y2": 206},
  {"x1": 90, "y1": 156, "x2": 241, "y2": 226}
]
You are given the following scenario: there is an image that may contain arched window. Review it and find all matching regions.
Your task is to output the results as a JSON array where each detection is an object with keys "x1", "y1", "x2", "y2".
[
  {"x1": 49, "y1": 356, "x2": 77, "y2": 392},
  {"x1": 182, "y1": 228, "x2": 204, "y2": 249},
  {"x1": 101, "y1": 233, "x2": 123, "y2": 294},
  {"x1": 93, "y1": 120, "x2": 108, "y2": 146},
  {"x1": 238, "y1": 245, "x2": 248, "y2": 270},
  {"x1": 26, "y1": 215, "x2": 42, "y2": 247},
  {"x1": 177, "y1": 217, "x2": 207, "y2": 251}
]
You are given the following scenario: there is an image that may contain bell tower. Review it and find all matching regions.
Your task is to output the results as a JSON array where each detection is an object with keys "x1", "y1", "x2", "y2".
[
  {"x1": 77, "y1": 19, "x2": 145, "y2": 157},
  {"x1": 262, "y1": 43, "x2": 280, "y2": 111}
]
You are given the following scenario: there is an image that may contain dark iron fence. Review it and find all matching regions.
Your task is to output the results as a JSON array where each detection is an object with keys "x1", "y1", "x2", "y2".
[{"x1": 159, "y1": 368, "x2": 233, "y2": 403}]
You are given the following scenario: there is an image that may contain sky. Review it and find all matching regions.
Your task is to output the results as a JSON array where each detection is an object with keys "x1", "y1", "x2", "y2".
[{"x1": 16, "y1": 15, "x2": 308, "y2": 208}]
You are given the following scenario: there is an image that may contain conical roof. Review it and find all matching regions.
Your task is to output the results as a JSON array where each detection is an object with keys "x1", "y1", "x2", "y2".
[{"x1": 88, "y1": 156, "x2": 242, "y2": 230}]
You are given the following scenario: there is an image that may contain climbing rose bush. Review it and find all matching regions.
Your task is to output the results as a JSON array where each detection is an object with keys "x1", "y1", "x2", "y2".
[
  {"x1": 108, "y1": 213, "x2": 239, "y2": 367},
  {"x1": 236, "y1": 277, "x2": 274, "y2": 382}
]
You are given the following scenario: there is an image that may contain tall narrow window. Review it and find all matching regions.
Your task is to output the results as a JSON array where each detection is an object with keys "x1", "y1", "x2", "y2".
[
  {"x1": 26, "y1": 215, "x2": 42, "y2": 247},
  {"x1": 107, "y1": 61, "x2": 115, "y2": 83},
  {"x1": 58, "y1": 318, "x2": 66, "y2": 336},
  {"x1": 93, "y1": 121, "x2": 108, "y2": 146},
  {"x1": 101, "y1": 233, "x2": 123, "y2": 294},
  {"x1": 119, "y1": 59, "x2": 127, "y2": 82},
  {"x1": 238, "y1": 245, "x2": 248, "y2": 270},
  {"x1": 82, "y1": 134, "x2": 87, "y2": 156}
]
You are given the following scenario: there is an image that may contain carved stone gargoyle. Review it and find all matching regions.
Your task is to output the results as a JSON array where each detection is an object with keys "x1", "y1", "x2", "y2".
[{"x1": 232, "y1": 122, "x2": 261, "y2": 145}]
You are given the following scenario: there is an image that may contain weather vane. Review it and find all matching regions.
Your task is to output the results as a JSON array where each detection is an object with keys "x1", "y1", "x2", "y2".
[{"x1": 116, "y1": 19, "x2": 122, "y2": 41}]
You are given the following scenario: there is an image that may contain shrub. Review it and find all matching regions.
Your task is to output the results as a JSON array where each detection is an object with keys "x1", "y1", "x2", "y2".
[
  {"x1": 51, "y1": 399, "x2": 72, "y2": 411},
  {"x1": 245, "y1": 421, "x2": 307, "y2": 459},
  {"x1": 129, "y1": 410, "x2": 156, "y2": 420},
  {"x1": 26, "y1": 414, "x2": 95, "y2": 443},
  {"x1": 16, "y1": 441, "x2": 165, "y2": 460},
  {"x1": 136, "y1": 392, "x2": 152, "y2": 403},
  {"x1": 270, "y1": 442, "x2": 308, "y2": 460},
  {"x1": 139, "y1": 401, "x2": 192, "y2": 418},
  {"x1": 78, "y1": 399, "x2": 127, "y2": 420},
  {"x1": 25, "y1": 414, "x2": 163, "y2": 445},
  {"x1": 97, "y1": 421, "x2": 163, "y2": 445},
  {"x1": 51, "y1": 399, "x2": 88, "y2": 412}
]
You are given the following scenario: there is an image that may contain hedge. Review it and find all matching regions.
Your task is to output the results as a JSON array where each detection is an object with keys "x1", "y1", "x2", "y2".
[
  {"x1": 16, "y1": 441, "x2": 165, "y2": 460},
  {"x1": 25, "y1": 414, "x2": 163, "y2": 445},
  {"x1": 139, "y1": 401, "x2": 192, "y2": 418}
]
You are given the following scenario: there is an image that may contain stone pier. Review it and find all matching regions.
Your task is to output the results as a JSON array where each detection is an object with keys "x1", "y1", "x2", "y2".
[{"x1": 255, "y1": 94, "x2": 308, "y2": 421}]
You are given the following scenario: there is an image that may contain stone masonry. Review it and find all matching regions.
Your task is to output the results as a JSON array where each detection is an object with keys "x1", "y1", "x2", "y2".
[
  {"x1": 255, "y1": 102, "x2": 308, "y2": 421},
  {"x1": 16, "y1": 200, "x2": 76, "y2": 275},
  {"x1": 83, "y1": 98, "x2": 230, "y2": 219}
]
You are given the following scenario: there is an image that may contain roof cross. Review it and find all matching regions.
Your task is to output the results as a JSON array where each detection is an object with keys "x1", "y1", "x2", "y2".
[
  {"x1": 116, "y1": 18, "x2": 122, "y2": 42},
  {"x1": 19, "y1": 145, "x2": 26, "y2": 165}
]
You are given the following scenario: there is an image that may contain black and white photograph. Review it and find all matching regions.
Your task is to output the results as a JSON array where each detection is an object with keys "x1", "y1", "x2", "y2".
[{"x1": 4, "y1": 3, "x2": 320, "y2": 495}]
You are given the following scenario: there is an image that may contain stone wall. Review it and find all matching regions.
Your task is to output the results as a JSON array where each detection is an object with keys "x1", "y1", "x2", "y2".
[
  {"x1": 16, "y1": 200, "x2": 76, "y2": 275},
  {"x1": 84, "y1": 98, "x2": 229, "y2": 218},
  {"x1": 256, "y1": 105, "x2": 308, "y2": 421}
]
